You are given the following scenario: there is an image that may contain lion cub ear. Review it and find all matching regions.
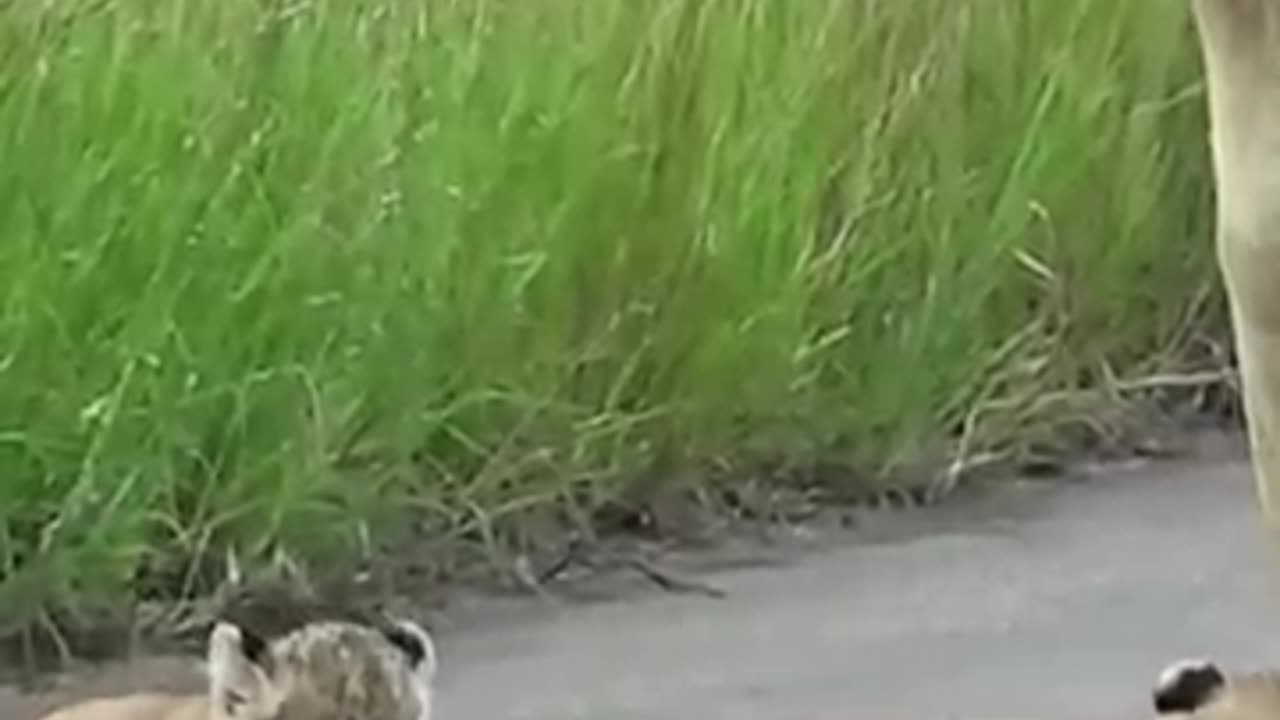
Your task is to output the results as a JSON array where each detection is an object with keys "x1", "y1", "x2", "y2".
[
  {"x1": 381, "y1": 618, "x2": 438, "y2": 682},
  {"x1": 207, "y1": 621, "x2": 275, "y2": 717},
  {"x1": 1153, "y1": 658, "x2": 1227, "y2": 714}
]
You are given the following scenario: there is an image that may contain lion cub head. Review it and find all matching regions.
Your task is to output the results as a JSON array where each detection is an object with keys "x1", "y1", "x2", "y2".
[
  {"x1": 209, "y1": 617, "x2": 437, "y2": 720},
  {"x1": 1153, "y1": 657, "x2": 1280, "y2": 719}
]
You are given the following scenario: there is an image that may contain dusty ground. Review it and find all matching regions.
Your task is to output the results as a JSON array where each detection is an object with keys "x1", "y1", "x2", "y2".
[{"x1": 10, "y1": 430, "x2": 1280, "y2": 719}]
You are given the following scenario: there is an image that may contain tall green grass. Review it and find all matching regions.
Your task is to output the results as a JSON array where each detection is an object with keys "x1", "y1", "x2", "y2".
[{"x1": 0, "y1": 0, "x2": 1218, "y2": 633}]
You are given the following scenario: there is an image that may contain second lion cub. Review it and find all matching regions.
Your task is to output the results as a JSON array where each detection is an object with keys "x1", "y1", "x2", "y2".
[{"x1": 39, "y1": 616, "x2": 437, "y2": 720}]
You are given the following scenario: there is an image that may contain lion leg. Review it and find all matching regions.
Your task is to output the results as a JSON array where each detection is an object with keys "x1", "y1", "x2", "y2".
[
  {"x1": 1192, "y1": 1, "x2": 1280, "y2": 539},
  {"x1": 1224, "y1": 240, "x2": 1280, "y2": 532}
]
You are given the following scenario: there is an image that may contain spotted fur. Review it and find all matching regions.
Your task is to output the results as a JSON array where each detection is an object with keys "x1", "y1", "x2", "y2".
[{"x1": 39, "y1": 617, "x2": 437, "y2": 720}]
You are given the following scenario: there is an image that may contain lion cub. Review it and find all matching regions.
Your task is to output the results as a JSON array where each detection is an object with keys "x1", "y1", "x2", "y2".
[
  {"x1": 39, "y1": 617, "x2": 437, "y2": 720},
  {"x1": 1153, "y1": 657, "x2": 1280, "y2": 719}
]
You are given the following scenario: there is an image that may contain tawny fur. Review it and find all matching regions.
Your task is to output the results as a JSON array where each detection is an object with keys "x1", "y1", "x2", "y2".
[
  {"x1": 39, "y1": 695, "x2": 209, "y2": 720},
  {"x1": 1184, "y1": 679, "x2": 1280, "y2": 720},
  {"x1": 38, "y1": 618, "x2": 437, "y2": 720},
  {"x1": 1192, "y1": 1, "x2": 1280, "y2": 533}
]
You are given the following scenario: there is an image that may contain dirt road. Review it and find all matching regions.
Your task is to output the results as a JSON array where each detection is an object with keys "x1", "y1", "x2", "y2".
[{"x1": 8, "y1": 431, "x2": 1280, "y2": 719}]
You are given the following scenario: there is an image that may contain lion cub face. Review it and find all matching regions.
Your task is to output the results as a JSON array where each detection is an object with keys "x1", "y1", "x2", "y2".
[
  {"x1": 208, "y1": 618, "x2": 437, "y2": 720},
  {"x1": 1153, "y1": 657, "x2": 1280, "y2": 720}
]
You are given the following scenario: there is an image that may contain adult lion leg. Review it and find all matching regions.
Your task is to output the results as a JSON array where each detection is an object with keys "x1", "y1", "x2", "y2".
[
  {"x1": 1192, "y1": 1, "x2": 1280, "y2": 537},
  {"x1": 1226, "y1": 257, "x2": 1280, "y2": 524}
]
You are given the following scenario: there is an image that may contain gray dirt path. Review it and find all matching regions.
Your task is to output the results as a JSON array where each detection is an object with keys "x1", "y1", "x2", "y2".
[{"x1": 8, "y1": 430, "x2": 1280, "y2": 719}]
